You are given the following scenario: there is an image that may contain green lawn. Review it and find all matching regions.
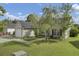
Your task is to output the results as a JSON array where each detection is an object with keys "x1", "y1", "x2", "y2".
[{"x1": 0, "y1": 37, "x2": 79, "y2": 56}]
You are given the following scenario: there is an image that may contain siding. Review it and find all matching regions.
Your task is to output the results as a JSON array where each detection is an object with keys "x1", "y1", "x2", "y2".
[
  {"x1": 7, "y1": 28, "x2": 15, "y2": 35},
  {"x1": 15, "y1": 29, "x2": 22, "y2": 37},
  {"x1": 64, "y1": 28, "x2": 71, "y2": 39},
  {"x1": 15, "y1": 29, "x2": 35, "y2": 37}
]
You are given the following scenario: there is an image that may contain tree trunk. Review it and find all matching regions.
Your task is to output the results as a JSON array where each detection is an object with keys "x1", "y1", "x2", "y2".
[
  {"x1": 37, "y1": 28, "x2": 39, "y2": 36},
  {"x1": 44, "y1": 31, "x2": 48, "y2": 41},
  {"x1": 62, "y1": 30, "x2": 65, "y2": 40}
]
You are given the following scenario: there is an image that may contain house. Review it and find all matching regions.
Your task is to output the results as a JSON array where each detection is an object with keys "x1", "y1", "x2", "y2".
[
  {"x1": 48, "y1": 15, "x2": 71, "y2": 39},
  {"x1": 4, "y1": 22, "x2": 15, "y2": 35},
  {"x1": 4, "y1": 18, "x2": 71, "y2": 39},
  {"x1": 49, "y1": 26, "x2": 71, "y2": 39},
  {"x1": 4, "y1": 21, "x2": 35, "y2": 37}
]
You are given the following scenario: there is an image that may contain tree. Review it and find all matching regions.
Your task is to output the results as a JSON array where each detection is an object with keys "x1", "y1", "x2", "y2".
[
  {"x1": 0, "y1": 6, "x2": 6, "y2": 16},
  {"x1": 39, "y1": 4, "x2": 72, "y2": 40},
  {"x1": 0, "y1": 6, "x2": 6, "y2": 32},
  {"x1": 26, "y1": 13, "x2": 39, "y2": 36},
  {"x1": 70, "y1": 24, "x2": 79, "y2": 37},
  {"x1": 60, "y1": 3, "x2": 72, "y2": 39},
  {"x1": 39, "y1": 6, "x2": 57, "y2": 40},
  {"x1": 26, "y1": 14, "x2": 38, "y2": 27}
]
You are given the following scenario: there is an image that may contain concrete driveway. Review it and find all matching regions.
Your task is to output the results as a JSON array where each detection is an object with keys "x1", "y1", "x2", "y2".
[{"x1": 0, "y1": 37, "x2": 25, "y2": 43}]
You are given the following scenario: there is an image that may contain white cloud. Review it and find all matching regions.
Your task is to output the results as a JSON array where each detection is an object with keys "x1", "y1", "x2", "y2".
[
  {"x1": 4, "y1": 12, "x2": 19, "y2": 20},
  {"x1": 74, "y1": 12, "x2": 79, "y2": 15},
  {"x1": 4, "y1": 12, "x2": 29, "y2": 21},
  {"x1": 72, "y1": 4, "x2": 79, "y2": 11},
  {"x1": 72, "y1": 16, "x2": 79, "y2": 24},
  {"x1": 18, "y1": 12, "x2": 22, "y2": 16},
  {"x1": 39, "y1": 12, "x2": 43, "y2": 15},
  {"x1": 18, "y1": 15, "x2": 26, "y2": 20}
]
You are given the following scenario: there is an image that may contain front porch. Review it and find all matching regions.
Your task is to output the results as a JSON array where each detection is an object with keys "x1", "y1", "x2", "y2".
[{"x1": 50, "y1": 29, "x2": 62, "y2": 39}]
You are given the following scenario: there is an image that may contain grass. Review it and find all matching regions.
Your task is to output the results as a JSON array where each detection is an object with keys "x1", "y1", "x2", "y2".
[{"x1": 0, "y1": 37, "x2": 79, "y2": 56}]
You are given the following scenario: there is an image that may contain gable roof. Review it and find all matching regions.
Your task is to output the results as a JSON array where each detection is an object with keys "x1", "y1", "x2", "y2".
[
  {"x1": 6, "y1": 23, "x2": 16, "y2": 28},
  {"x1": 20, "y1": 21, "x2": 33, "y2": 29},
  {"x1": 6, "y1": 21, "x2": 34, "y2": 29}
]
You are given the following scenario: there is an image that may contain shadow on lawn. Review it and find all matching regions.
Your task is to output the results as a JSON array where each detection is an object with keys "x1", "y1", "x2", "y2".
[
  {"x1": 2, "y1": 41, "x2": 31, "y2": 47},
  {"x1": 70, "y1": 41, "x2": 79, "y2": 49},
  {"x1": 33, "y1": 39, "x2": 58, "y2": 45}
]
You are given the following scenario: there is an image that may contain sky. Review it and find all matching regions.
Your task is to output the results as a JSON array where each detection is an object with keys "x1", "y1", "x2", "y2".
[{"x1": 0, "y1": 3, "x2": 79, "y2": 24}]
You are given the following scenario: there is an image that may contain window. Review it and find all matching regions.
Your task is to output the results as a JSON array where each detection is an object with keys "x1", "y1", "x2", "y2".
[{"x1": 52, "y1": 29, "x2": 61, "y2": 38}]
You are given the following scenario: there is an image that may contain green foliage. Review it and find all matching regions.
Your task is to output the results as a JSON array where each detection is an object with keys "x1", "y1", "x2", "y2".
[
  {"x1": 40, "y1": 24, "x2": 51, "y2": 33},
  {"x1": 61, "y1": 4, "x2": 72, "y2": 30},
  {"x1": 0, "y1": 37, "x2": 79, "y2": 55},
  {"x1": 26, "y1": 13, "x2": 38, "y2": 27},
  {"x1": 61, "y1": 3, "x2": 72, "y2": 12},
  {"x1": 0, "y1": 21, "x2": 5, "y2": 32},
  {"x1": 13, "y1": 31, "x2": 15, "y2": 35},
  {"x1": 23, "y1": 36, "x2": 36, "y2": 41},
  {"x1": 39, "y1": 6, "x2": 55, "y2": 33},
  {"x1": 0, "y1": 27, "x2": 3, "y2": 32},
  {"x1": 0, "y1": 18, "x2": 10, "y2": 32},
  {"x1": 25, "y1": 4, "x2": 73, "y2": 39},
  {"x1": 0, "y1": 6, "x2": 6, "y2": 16},
  {"x1": 26, "y1": 14, "x2": 39, "y2": 36},
  {"x1": 70, "y1": 25, "x2": 79, "y2": 37}
]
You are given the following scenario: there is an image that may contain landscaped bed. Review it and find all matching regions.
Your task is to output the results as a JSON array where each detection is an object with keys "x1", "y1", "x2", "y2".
[{"x1": 0, "y1": 37, "x2": 79, "y2": 56}]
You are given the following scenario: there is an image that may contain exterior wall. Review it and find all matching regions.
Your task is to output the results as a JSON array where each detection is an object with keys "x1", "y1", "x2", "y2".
[
  {"x1": 15, "y1": 28, "x2": 22, "y2": 37},
  {"x1": 7, "y1": 28, "x2": 15, "y2": 35},
  {"x1": 64, "y1": 28, "x2": 71, "y2": 39},
  {"x1": 15, "y1": 29, "x2": 35, "y2": 37},
  {"x1": 29, "y1": 30, "x2": 35, "y2": 37},
  {"x1": 22, "y1": 30, "x2": 30, "y2": 37},
  {"x1": 15, "y1": 21, "x2": 22, "y2": 37},
  {"x1": 22, "y1": 29, "x2": 35, "y2": 37},
  {"x1": 49, "y1": 25, "x2": 71, "y2": 39}
]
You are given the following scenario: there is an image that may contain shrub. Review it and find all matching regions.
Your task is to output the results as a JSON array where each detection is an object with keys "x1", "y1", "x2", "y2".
[
  {"x1": 0, "y1": 27, "x2": 3, "y2": 32},
  {"x1": 13, "y1": 31, "x2": 15, "y2": 35},
  {"x1": 23, "y1": 36, "x2": 36, "y2": 41},
  {"x1": 70, "y1": 26, "x2": 79, "y2": 37}
]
